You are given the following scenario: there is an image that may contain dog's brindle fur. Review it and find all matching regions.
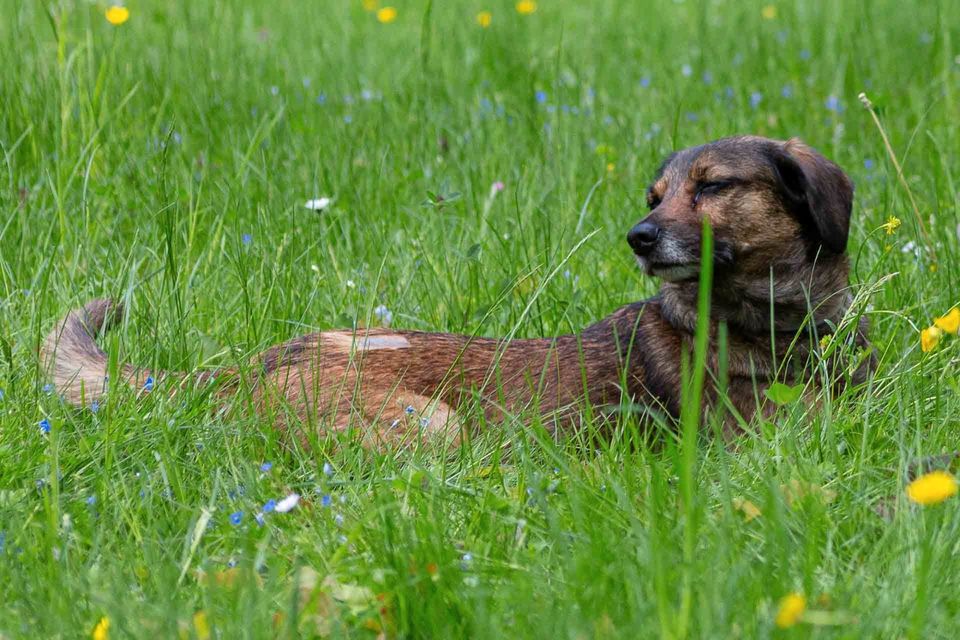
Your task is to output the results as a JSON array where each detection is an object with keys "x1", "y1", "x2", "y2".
[{"x1": 42, "y1": 136, "x2": 874, "y2": 446}]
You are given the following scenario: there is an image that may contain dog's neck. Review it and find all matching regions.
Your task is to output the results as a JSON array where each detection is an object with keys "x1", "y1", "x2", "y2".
[{"x1": 658, "y1": 255, "x2": 852, "y2": 337}]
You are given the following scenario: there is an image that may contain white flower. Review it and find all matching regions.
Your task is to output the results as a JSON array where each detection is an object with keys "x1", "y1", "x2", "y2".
[
  {"x1": 374, "y1": 304, "x2": 393, "y2": 325},
  {"x1": 305, "y1": 197, "x2": 334, "y2": 211},
  {"x1": 275, "y1": 493, "x2": 300, "y2": 513}
]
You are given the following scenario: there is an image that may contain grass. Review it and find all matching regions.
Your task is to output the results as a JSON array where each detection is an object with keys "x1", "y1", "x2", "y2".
[{"x1": 1, "y1": 0, "x2": 960, "y2": 637}]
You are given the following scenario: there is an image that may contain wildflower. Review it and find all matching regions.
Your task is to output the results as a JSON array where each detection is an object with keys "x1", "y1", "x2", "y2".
[
  {"x1": 799, "y1": 49, "x2": 811, "y2": 60},
  {"x1": 87, "y1": 495, "x2": 97, "y2": 505},
  {"x1": 229, "y1": 511, "x2": 243, "y2": 526},
  {"x1": 701, "y1": 71, "x2": 713, "y2": 84},
  {"x1": 681, "y1": 64, "x2": 692, "y2": 77},
  {"x1": 639, "y1": 76, "x2": 651, "y2": 88},
  {"x1": 781, "y1": 84, "x2": 793, "y2": 98},
  {"x1": 825, "y1": 95, "x2": 843, "y2": 113},
  {"x1": 305, "y1": 197, "x2": 333, "y2": 211},
  {"x1": 774, "y1": 593, "x2": 806, "y2": 628},
  {"x1": 373, "y1": 304, "x2": 393, "y2": 325},
  {"x1": 262, "y1": 499, "x2": 277, "y2": 513},
  {"x1": 376, "y1": 6, "x2": 397, "y2": 23},
  {"x1": 92, "y1": 616, "x2": 111, "y2": 640},
  {"x1": 761, "y1": 5, "x2": 777, "y2": 20},
  {"x1": 535, "y1": 90, "x2": 547, "y2": 104},
  {"x1": 732, "y1": 497, "x2": 762, "y2": 522},
  {"x1": 907, "y1": 470, "x2": 958, "y2": 505},
  {"x1": 0, "y1": 389, "x2": 4, "y2": 400},
  {"x1": 334, "y1": 513, "x2": 345, "y2": 526},
  {"x1": 323, "y1": 462, "x2": 334, "y2": 476},
  {"x1": 260, "y1": 462, "x2": 272, "y2": 472},
  {"x1": 91, "y1": 401, "x2": 99, "y2": 414},
  {"x1": 921, "y1": 326, "x2": 943, "y2": 352},
  {"x1": 882, "y1": 216, "x2": 901, "y2": 235},
  {"x1": 476, "y1": 11, "x2": 492, "y2": 27},
  {"x1": 43, "y1": 383, "x2": 53, "y2": 394},
  {"x1": 105, "y1": 6, "x2": 130, "y2": 26},
  {"x1": 749, "y1": 92, "x2": 763, "y2": 109},
  {"x1": 515, "y1": 0, "x2": 537, "y2": 15},
  {"x1": 362, "y1": 0, "x2": 379, "y2": 11},
  {"x1": 242, "y1": 233, "x2": 252, "y2": 245},
  {"x1": 275, "y1": 493, "x2": 300, "y2": 513},
  {"x1": 193, "y1": 611, "x2": 211, "y2": 640},
  {"x1": 606, "y1": 163, "x2": 616, "y2": 173},
  {"x1": 254, "y1": 512, "x2": 265, "y2": 526},
  {"x1": 490, "y1": 181, "x2": 505, "y2": 197},
  {"x1": 864, "y1": 158, "x2": 875, "y2": 170},
  {"x1": 934, "y1": 308, "x2": 960, "y2": 334},
  {"x1": 143, "y1": 376, "x2": 154, "y2": 392},
  {"x1": 321, "y1": 494, "x2": 332, "y2": 507},
  {"x1": 39, "y1": 418, "x2": 51, "y2": 434},
  {"x1": 405, "y1": 405, "x2": 415, "y2": 415}
]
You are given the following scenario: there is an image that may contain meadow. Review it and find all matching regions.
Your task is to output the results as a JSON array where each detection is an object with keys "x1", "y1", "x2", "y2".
[{"x1": 1, "y1": 0, "x2": 960, "y2": 637}]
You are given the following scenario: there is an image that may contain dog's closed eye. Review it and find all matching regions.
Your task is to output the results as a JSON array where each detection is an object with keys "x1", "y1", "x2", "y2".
[{"x1": 693, "y1": 180, "x2": 735, "y2": 204}]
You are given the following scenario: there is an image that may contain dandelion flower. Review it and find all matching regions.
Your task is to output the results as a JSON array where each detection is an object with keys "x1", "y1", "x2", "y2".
[
  {"x1": 921, "y1": 326, "x2": 943, "y2": 352},
  {"x1": 476, "y1": 11, "x2": 492, "y2": 27},
  {"x1": 774, "y1": 593, "x2": 806, "y2": 628},
  {"x1": 193, "y1": 611, "x2": 211, "y2": 640},
  {"x1": 882, "y1": 216, "x2": 901, "y2": 235},
  {"x1": 934, "y1": 308, "x2": 960, "y2": 334},
  {"x1": 275, "y1": 493, "x2": 300, "y2": 513},
  {"x1": 907, "y1": 470, "x2": 958, "y2": 505},
  {"x1": 105, "y1": 6, "x2": 129, "y2": 26},
  {"x1": 761, "y1": 5, "x2": 777, "y2": 20},
  {"x1": 376, "y1": 6, "x2": 397, "y2": 23},
  {"x1": 92, "y1": 616, "x2": 110, "y2": 640},
  {"x1": 516, "y1": 0, "x2": 537, "y2": 15}
]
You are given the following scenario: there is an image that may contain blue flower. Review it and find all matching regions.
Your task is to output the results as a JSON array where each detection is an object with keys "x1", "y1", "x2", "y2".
[
  {"x1": 260, "y1": 462, "x2": 272, "y2": 472},
  {"x1": 343, "y1": 115, "x2": 353, "y2": 124},
  {"x1": 263, "y1": 499, "x2": 277, "y2": 513},
  {"x1": 334, "y1": 513, "x2": 344, "y2": 527},
  {"x1": 143, "y1": 376, "x2": 154, "y2": 392},
  {"x1": 825, "y1": 95, "x2": 843, "y2": 113},
  {"x1": 405, "y1": 405, "x2": 415, "y2": 415},
  {"x1": 0, "y1": 389, "x2": 4, "y2": 401},
  {"x1": 864, "y1": 159, "x2": 875, "y2": 170},
  {"x1": 781, "y1": 85, "x2": 793, "y2": 99},
  {"x1": 749, "y1": 92, "x2": 763, "y2": 109},
  {"x1": 799, "y1": 49, "x2": 811, "y2": 60},
  {"x1": 321, "y1": 494, "x2": 332, "y2": 507},
  {"x1": 42, "y1": 383, "x2": 53, "y2": 395},
  {"x1": 86, "y1": 495, "x2": 96, "y2": 505},
  {"x1": 639, "y1": 76, "x2": 651, "y2": 89},
  {"x1": 242, "y1": 233, "x2": 253, "y2": 245},
  {"x1": 91, "y1": 401, "x2": 99, "y2": 414},
  {"x1": 681, "y1": 64, "x2": 692, "y2": 77},
  {"x1": 229, "y1": 511, "x2": 243, "y2": 526},
  {"x1": 535, "y1": 90, "x2": 547, "y2": 104},
  {"x1": 39, "y1": 418, "x2": 51, "y2": 434},
  {"x1": 316, "y1": 93, "x2": 327, "y2": 105},
  {"x1": 323, "y1": 462, "x2": 334, "y2": 476},
  {"x1": 701, "y1": 71, "x2": 713, "y2": 85}
]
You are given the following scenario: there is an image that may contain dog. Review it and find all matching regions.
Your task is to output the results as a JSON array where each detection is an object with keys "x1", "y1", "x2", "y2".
[{"x1": 42, "y1": 136, "x2": 875, "y2": 447}]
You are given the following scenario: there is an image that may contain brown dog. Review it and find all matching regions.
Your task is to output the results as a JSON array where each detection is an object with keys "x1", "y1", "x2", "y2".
[{"x1": 42, "y1": 136, "x2": 874, "y2": 446}]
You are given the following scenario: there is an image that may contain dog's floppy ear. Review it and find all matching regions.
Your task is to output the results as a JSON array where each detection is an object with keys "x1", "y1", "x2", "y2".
[{"x1": 770, "y1": 138, "x2": 854, "y2": 254}]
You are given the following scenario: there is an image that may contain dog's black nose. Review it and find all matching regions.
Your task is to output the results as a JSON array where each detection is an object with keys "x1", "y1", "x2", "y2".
[{"x1": 627, "y1": 221, "x2": 660, "y2": 254}]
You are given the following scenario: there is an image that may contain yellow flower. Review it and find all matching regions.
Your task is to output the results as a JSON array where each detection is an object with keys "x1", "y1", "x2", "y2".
[
  {"x1": 606, "y1": 163, "x2": 616, "y2": 173},
  {"x1": 193, "y1": 611, "x2": 211, "y2": 640},
  {"x1": 774, "y1": 593, "x2": 806, "y2": 628},
  {"x1": 516, "y1": 0, "x2": 537, "y2": 15},
  {"x1": 882, "y1": 215, "x2": 901, "y2": 235},
  {"x1": 921, "y1": 326, "x2": 943, "y2": 352},
  {"x1": 376, "y1": 6, "x2": 397, "y2": 23},
  {"x1": 476, "y1": 11, "x2": 492, "y2": 27},
  {"x1": 105, "y1": 6, "x2": 130, "y2": 26},
  {"x1": 761, "y1": 5, "x2": 777, "y2": 19},
  {"x1": 92, "y1": 617, "x2": 110, "y2": 640},
  {"x1": 732, "y1": 497, "x2": 762, "y2": 522},
  {"x1": 362, "y1": 0, "x2": 379, "y2": 11},
  {"x1": 907, "y1": 470, "x2": 959, "y2": 505},
  {"x1": 934, "y1": 308, "x2": 960, "y2": 334}
]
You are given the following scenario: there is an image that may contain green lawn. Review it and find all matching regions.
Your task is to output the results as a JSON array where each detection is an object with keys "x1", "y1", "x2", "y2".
[{"x1": 2, "y1": 0, "x2": 960, "y2": 637}]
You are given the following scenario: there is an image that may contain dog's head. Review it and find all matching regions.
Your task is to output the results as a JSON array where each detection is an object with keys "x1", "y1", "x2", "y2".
[{"x1": 628, "y1": 136, "x2": 853, "y2": 283}]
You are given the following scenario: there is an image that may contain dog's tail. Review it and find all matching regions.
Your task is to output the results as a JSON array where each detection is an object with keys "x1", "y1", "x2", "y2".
[{"x1": 41, "y1": 298, "x2": 215, "y2": 407}]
